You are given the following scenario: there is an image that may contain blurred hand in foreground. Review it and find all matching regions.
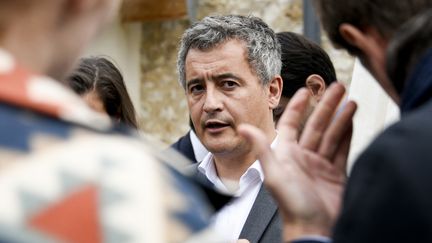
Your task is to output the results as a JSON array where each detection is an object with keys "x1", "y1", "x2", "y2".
[{"x1": 238, "y1": 83, "x2": 357, "y2": 241}]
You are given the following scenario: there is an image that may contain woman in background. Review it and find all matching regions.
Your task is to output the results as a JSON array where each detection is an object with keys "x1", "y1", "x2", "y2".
[{"x1": 67, "y1": 56, "x2": 138, "y2": 128}]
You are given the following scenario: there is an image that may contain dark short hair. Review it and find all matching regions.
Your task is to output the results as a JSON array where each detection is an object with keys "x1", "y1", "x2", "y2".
[
  {"x1": 66, "y1": 56, "x2": 138, "y2": 128},
  {"x1": 276, "y1": 32, "x2": 336, "y2": 98},
  {"x1": 314, "y1": 0, "x2": 432, "y2": 56}
]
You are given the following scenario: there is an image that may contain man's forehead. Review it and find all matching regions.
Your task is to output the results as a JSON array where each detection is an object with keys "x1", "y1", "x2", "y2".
[
  {"x1": 185, "y1": 42, "x2": 249, "y2": 71},
  {"x1": 187, "y1": 39, "x2": 247, "y2": 58}
]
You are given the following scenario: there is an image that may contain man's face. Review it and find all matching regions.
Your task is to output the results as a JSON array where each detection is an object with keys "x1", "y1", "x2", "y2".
[
  {"x1": 185, "y1": 39, "x2": 273, "y2": 155},
  {"x1": 358, "y1": 53, "x2": 399, "y2": 102}
]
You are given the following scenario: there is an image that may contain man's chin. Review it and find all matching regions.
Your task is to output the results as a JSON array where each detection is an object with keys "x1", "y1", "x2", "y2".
[
  {"x1": 206, "y1": 145, "x2": 230, "y2": 155},
  {"x1": 204, "y1": 140, "x2": 247, "y2": 157},
  {"x1": 204, "y1": 142, "x2": 235, "y2": 155}
]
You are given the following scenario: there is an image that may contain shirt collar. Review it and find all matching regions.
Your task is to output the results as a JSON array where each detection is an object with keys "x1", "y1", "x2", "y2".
[
  {"x1": 198, "y1": 132, "x2": 279, "y2": 192},
  {"x1": 190, "y1": 130, "x2": 209, "y2": 162},
  {"x1": 198, "y1": 152, "x2": 217, "y2": 183},
  {"x1": 401, "y1": 48, "x2": 432, "y2": 113}
]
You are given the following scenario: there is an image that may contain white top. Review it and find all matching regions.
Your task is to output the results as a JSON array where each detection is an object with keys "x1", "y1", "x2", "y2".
[
  {"x1": 190, "y1": 130, "x2": 209, "y2": 162},
  {"x1": 198, "y1": 135, "x2": 278, "y2": 242},
  {"x1": 347, "y1": 58, "x2": 399, "y2": 173}
]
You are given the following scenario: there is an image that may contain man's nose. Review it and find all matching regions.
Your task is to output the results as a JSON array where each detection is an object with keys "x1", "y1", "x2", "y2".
[{"x1": 203, "y1": 87, "x2": 223, "y2": 113}]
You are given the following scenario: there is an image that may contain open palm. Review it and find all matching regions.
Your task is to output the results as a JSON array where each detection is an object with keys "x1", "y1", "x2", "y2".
[{"x1": 239, "y1": 83, "x2": 356, "y2": 239}]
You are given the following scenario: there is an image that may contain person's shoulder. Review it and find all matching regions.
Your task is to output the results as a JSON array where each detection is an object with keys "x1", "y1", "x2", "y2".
[
  {"x1": 352, "y1": 100, "x2": 432, "y2": 180},
  {"x1": 366, "y1": 100, "x2": 432, "y2": 153},
  {"x1": 338, "y1": 101, "x2": 432, "y2": 243},
  {"x1": 0, "y1": 114, "x2": 217, "y2": 242},
  {"x1": 170, "y1": 132, "x2": 190, "y2": 148}
]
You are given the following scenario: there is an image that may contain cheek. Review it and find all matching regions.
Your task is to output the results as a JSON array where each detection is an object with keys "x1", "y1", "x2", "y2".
[
  {"x1": 187, "y1": 100, "x2": 202, "y2": 125},
  {"x1": 242, "y1": 93, "x2": 270, "y2": 120}
]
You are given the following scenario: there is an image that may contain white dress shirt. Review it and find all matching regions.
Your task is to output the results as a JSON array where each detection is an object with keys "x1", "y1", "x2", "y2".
[
  {"x1": 198, "y1": 135, "x2": 278, "y2": 242},
  {"x1": 190, "y1": 130, "x2": 209, "y2": 162}
]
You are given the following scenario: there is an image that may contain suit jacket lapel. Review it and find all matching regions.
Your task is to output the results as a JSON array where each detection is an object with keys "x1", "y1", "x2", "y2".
[{"x1": 239, "y1": 184, "x2": 278, "y2": 242}]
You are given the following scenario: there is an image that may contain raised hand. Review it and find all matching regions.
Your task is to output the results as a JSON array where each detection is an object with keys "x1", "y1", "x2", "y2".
[{"x1": 238, "y1": 83, "x2": 357, "y2": 241}]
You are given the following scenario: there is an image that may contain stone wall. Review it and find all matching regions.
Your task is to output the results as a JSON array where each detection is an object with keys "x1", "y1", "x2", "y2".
[
  {"x1": 139, "y1": 0, "x2": 354, "y2": 145},
  {"x1": 139, "y1": 20, "x2": 190, "y2": 144}
]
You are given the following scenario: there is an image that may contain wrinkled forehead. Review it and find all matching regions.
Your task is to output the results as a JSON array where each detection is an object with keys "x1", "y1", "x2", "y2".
[
  {"x1": 188, "y1": 37, "x2": 248, "y2": 54},
  {"x1": 186, "y1": 39, "x2": 248, "y2": 63}
]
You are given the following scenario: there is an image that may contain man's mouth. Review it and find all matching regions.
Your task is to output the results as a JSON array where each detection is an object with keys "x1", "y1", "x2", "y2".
[{"x1": 204, "y1": 120, "x2": 230, "y2": 132}]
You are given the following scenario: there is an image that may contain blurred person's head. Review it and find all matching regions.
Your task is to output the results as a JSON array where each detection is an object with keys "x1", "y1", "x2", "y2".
[
  {"x1": 177, "y1": 15, "x2": 282, "y2": 156},
  {"x1": 274, "y1": 31, "x2": 337, "y2": 124},
  {"x1": 67, "y1": 56, "x2": 138, "y2": 128},
  {"x1": 0, "y1": 0, "x2": 120, "y2": 80},
  {"x1": 314, "y1": 0, "x2": 432, "y2": 103}
]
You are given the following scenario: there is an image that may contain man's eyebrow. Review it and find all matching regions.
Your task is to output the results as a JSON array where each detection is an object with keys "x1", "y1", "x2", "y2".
[
  {"x1": 186, "y1": 73, "x2": 241, "y2": 87},
  {"x1": 186, "y1": 78, "x2": 203, "y2": 88},
  {"x1": 214, "y1": 73, "x2": 241, "y2": 81}
]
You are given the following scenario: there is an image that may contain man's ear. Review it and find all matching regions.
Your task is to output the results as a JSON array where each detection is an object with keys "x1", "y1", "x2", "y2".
[
  {"x1": 339, "y1": 23, "x2": 368, "y2": 50},
  {"x1": 339, "y1": 23, "x2": 400, "y2": 103},
  {"x1": 305, "y1": 74, "x2": 326, "y2": 101},
  {"x1": 267, "y1": 75, "x2": 283, "y2": 109},
  {"x1": 339, "y1": 23, "x2": 387, "y2": 65}
]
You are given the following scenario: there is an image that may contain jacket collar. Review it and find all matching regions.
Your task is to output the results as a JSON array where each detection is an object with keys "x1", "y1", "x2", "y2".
[{"x1": 401, "y1": 48, "x2": 432, "y2": 114}]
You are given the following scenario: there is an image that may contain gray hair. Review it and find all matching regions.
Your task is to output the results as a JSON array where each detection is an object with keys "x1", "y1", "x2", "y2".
[{"x1": 177, "y1": 15, "x2": 281, "y2": 89}]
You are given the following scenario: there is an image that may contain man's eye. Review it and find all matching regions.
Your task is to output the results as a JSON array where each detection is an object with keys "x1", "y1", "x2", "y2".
[
  {"x1": 190, "y1": 85, "x2": 204, "y2": 93},
  {"x1": 222, "y1": 81, "x2": 237, "y2": 88}
]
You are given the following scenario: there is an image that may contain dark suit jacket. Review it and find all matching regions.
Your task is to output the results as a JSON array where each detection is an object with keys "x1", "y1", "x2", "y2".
[
  {"x1": 331, "y1": 46, "x2": 432, "y2": 243},
  {"x1": 330, "y1": 99, "x2": 432, "y2": 243},
  {"x1": 239, "y1": 184, "x2": 282, "y2": 243},
  {"x1": 191, "y1": 163, "x2": 282, "y2": 243},
  {"x1": 171, "y1": 131, "x2": 196, "y2": 163}
]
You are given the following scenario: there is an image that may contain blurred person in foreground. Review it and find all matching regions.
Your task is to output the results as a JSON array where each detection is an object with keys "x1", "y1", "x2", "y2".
[
  {"x1": 238, "y1": 1, "x2": 432, "y2": 243},
  {"x1": 66, "y1": 56, "x2": 138, "y2": 128},
  {"x1": 0, "y1": 0, "x2": 219, "y2": 242}
]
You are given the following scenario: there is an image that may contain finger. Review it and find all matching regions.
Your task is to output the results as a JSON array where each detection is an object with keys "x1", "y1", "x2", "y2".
[
  {"x1": 276, "y1": 88, "x2": 311, "y2": 143},
  {"x1": 299, "y1": 83, "x2": 346, "y2": 151},
  {"x1": 333, "y1": 120, "x2": 353, "y2": 174},
  {"x1": 237, "y1": 240, "x2": 250, "y2": 243},
  {"x1": 237, "y1": 124, "x2": 282, "y2": 184},
  {"x1": 318, "y1": 101, "x2": 357, "y2": 160}
]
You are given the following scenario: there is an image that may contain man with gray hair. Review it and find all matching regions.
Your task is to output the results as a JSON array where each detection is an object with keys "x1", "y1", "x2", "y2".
[{"x1": 178, "y1": 15, "x2": 283, "y2": 242}]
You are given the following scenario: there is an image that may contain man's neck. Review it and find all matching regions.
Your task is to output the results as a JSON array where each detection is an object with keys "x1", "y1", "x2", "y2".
[
  {"x1": 213, "y1": 150, "x2": 257, "y2": 182},
  {"x1": 213, "y1": 129, "x2": 276, "y2": 182}
]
